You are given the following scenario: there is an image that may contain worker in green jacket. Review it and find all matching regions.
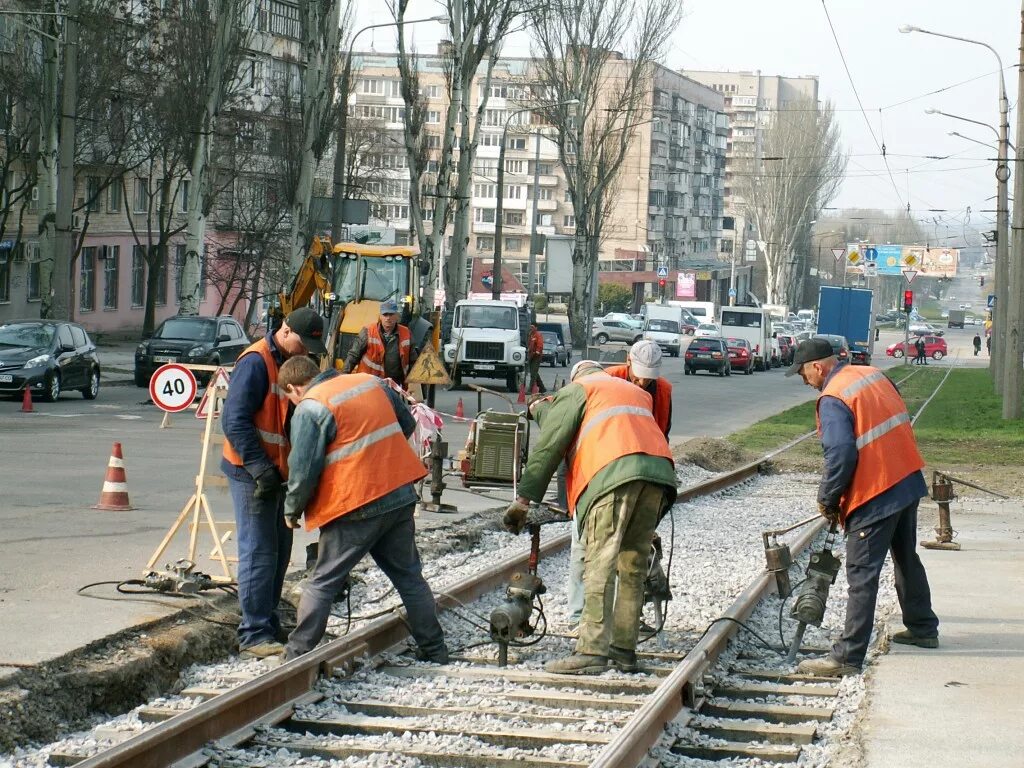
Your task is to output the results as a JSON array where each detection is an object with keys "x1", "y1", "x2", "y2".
[{"x1": 504, "y1": 360, "x2": 677, "y2": 674}]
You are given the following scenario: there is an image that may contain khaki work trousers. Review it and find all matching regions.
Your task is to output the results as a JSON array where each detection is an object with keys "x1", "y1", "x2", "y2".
[{"x1": 576, "y1": 479, "x2": 667, "y2": 656}]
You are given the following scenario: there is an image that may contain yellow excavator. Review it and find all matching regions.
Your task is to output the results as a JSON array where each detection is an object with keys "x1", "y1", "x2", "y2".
[{"x1": 273, "y1": 237, "x2": 432, "y2": 369}]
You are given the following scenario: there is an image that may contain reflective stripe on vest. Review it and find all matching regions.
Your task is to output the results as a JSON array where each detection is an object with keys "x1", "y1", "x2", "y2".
[
  {"x1": 301, "y1": 373, "x2": 427, "y2": 531},
  {"x1": 565, "y1": 373, "x2": 674, "y2": 515},
  {"x1": 816, "y1": 365, "x2": 924, "y2": 521},
  {"x1": 356, "y1": 323, "x2": 411, "y2": 378},
  {"x1": 222, "y1": 338, "x2": 291, "y2": 477},
  {"x1": 605, "y1": 364, "x2": 672, "y2": 436}
]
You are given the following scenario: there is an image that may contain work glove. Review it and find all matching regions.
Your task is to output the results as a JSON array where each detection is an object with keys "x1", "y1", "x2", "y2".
[
  {"x1": 817, "y1": 502, "x2": 841, "y2": 525},
  {"x1": 502, "y1": 499, "x2": 530, "y2": 535},
  {"x1": 284, "y1": 512, "x2": 303, "y2": 530},
  {"x1": 253, "y1": 467, "x2": 285, "y2": 500}
]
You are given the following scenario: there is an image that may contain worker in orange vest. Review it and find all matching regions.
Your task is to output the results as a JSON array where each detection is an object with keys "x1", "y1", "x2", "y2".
[
  {"x1": 503, "y1": 360, "x2": 677, "y2": 675},
  {"x1": 788, "y1": 338, "x2": 938, "y2": 678},
  {"x1": 275, "y1": 355, "x2": 448, "y2": 664},
  {"x1": 343, "y1": 298, "x2": 417, "y2": 388},
  {"x1": 221, "y1": 307, "x2": 327, "y2": 659}
]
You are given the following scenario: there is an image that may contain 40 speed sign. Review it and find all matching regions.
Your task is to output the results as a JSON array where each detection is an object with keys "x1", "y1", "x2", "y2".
[{"x1": 149, "y1": 363, "x2": 198, "y2": 412}]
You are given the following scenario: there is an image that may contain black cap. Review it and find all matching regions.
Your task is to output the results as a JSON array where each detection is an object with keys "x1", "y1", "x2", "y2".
[
  {"x1": 785, "y1": 338, "x2": 835, "y2": 377},
  {"x1": 285, "y1": 307, "x2": 327, "y2": 355}
]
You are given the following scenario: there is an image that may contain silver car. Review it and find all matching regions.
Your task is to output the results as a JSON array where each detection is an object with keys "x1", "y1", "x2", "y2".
[{"x1": 592, "y1": 317, "x2": 644, "y2": 345}]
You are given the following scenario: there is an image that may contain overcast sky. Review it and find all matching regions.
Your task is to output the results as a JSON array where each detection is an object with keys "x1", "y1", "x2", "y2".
[{"x1": 354, "y1": 1, "x2": 1019, "y2": 240}]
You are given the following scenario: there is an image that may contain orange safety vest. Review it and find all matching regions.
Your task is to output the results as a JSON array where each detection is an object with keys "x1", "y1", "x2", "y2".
[
  {"x1": 605, "y1": 364, "x2": 672, "y2": 437},
  {"x1": 816, "y1": 365, "x2": 925, "y2": 523},
  {"x1": 565, "y1": 374, "x2": 674, "y2": 515},
  {"x1": 356, "y1": 323, "x2": 412, "y2": 379},
  {"x1": 300, "y1": 373, "x2": 428, "y2": 531},
  {"x1": 222, "y1": 338, "x2": 291, "y2": 478}
]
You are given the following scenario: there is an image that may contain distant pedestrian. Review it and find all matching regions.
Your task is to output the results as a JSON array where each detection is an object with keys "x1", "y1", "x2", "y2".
[
  {"x1": 986, "y1": 333, "x2": 992, "y2": 355},
  {"x1": 788, "y1": 339, "x2": 939, "y2": 678},
  {"x1": 914, "y1": 337, "x2": 927, "y2": 365},
  {"x1": 527, "y1": 324, "x2": 547, "y2": 393},
  {"x1": 973, "y1": 334, "x2": 982, "y2": 356}
]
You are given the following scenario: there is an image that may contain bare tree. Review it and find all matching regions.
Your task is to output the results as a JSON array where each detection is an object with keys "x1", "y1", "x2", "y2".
[
  {"x1": 736, "y1": 99, "x2": 846, "y2": 305},
  {"x1": 530, "y1": 0, "x2": 682, "y2": 348}
]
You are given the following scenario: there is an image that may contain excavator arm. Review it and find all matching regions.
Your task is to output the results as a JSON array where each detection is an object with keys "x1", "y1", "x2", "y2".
[{"x1": 273, "y1": 236, "x2": 333, "y2": 320}]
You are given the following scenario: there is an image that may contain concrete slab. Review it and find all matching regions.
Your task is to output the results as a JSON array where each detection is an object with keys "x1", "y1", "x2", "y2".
[{"x1": 862, "y1": 501, "x2": 1024, "y2": 768}]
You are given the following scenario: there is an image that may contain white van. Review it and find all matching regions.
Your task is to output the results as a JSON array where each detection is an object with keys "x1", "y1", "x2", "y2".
[
  {"x1": 720, "y1": 306, "x2": 773, "y2": 371},
  {"x1": 676, "y1": 301, "x2": 715, "y2": 323}
]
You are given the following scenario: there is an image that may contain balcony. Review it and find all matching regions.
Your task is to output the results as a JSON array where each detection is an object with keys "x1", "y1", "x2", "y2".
[
  {"x1": 500, "y1": 197, "x2": 528, "y2": 210},
  {"x1": 535, "y1": 225, "x2": 556, "y2": 236},
  {"x1": 535, "y1": 198, "x2": 558, "y2": 211},
  {"x1": 472, "y1": 221, "x2": 496, "y2": 234},
  {"x1": 537, "y1": 174, "x2": 559, "y2": 186}
]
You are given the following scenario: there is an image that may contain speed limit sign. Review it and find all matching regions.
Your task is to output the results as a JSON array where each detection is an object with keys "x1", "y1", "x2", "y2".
[{"x1": 149, "y1": 363, "x2": 198, "y2": 412}]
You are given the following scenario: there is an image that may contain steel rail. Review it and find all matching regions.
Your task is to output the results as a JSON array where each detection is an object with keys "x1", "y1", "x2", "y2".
[
  {"x1": 73, "y1": 460, "x2": 780, "y2": 768},
  {"x1": 589, "y1": 517, "x2": 826, "y2": 768}
]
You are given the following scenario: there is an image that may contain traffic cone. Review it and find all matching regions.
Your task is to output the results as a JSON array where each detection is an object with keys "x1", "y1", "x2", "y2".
[
  {"x1": 455, "y1": 397, "x2": 464, "y2": 418},
  {"x1": 93, "y1": 442, "x2": 135, "y2": 511},
  {"x1": 20, "y1": 386, "x2": 33, "y2": 413},
  {"x1": 517, "y1": 382, "x2": 526, "y2": 404}
]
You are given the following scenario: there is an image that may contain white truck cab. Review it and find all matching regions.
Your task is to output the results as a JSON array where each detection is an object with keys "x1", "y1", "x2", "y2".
[{"x1": 443, "y1": 299, "x2": 527, "y2": 392}]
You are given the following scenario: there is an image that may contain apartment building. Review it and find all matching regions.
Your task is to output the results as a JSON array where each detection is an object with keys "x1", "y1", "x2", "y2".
[
  {"x1": 683, "y1": 70, "x2": 819, "y2": 297},
  {"x1": 0, "y1": 0, "x2": 304, "y2": 333}
]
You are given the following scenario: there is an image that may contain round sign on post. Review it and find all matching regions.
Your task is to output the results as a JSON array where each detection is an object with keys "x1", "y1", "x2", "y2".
[{"x1": 149, "y1": 364, "x2": 198, "y2": 412}]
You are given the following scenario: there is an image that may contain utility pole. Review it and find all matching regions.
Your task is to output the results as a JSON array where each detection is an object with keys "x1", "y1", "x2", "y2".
[
  {"x1": 492, "y1": 129, "x2": 509, "y2": 300},
  {"x1": 527, "y1": 132, "x2": 542, "y2": 299},
  {"x1": 330, "y1": 55, "x2": 354, "y2": 245},
  {"x1": 50, "y1": 0, "x2": 80, "y2": 320},
  {"x1": 994, "y1": 69, "x2": 1011, "y2": 395},
  {"x1": 1003, "y1": 2, "x2": 1024, "y2": 419}
]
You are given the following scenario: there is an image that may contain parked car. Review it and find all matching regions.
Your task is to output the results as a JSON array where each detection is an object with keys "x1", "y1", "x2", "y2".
[
  {"x1": 725, "y1": 337, "x2": 755, "y2": 375},
  {"x1": 684, "y1": 337, "x2": 731, "y2": 376},
  {"x1": 598, "y1": 313, "x2": 643, "y2": 328},
  {"x1": 591, "y1": 317, "x2": 643, "y2": 345},
  {"x1": 643, "y1": 318, "x2": 684, "y2": 357},
  {"x1": 539, "y1": 331, "x2": 568, "y2": 367},
  {"x1": 812, "y1": 333, "x2": 850, "y2": 363},
  {"x1": 909, "y1": 322, "x2": 944, "y2": 337},
  {"x1": 135, "y1": 315, "x2": 249, "y2": 387},
  {"x1": 536, "y1": 321, "x2": 571, "y2": 365},
  {"x1": 0, "y1": 319, "x2": 101, "y2": 401},
  {"x1": 887, "y1": 335, "x2": 948, "y2": 360},
  {"x1": 693, "y1": 322, "x2": 722, "y2": 338}
]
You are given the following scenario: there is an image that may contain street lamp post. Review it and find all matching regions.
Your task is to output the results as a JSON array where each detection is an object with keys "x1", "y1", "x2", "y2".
[
  {"x1": 331, "y1": 16, "x2": 447, "y2": 244},
  {"x1": 492, "y1": 100, "x2": 577, "y2": 300},
  {"x1": 903, "y1": 24, "x2": 1011, "y2": 399}
]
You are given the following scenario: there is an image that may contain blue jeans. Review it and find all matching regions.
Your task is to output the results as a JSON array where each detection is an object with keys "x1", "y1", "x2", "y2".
[
  {"x1": 224, "y1": 463, "x2": 293, "y2": 649},
  {"x1": 286, "y1": 503, "x2": 447, "y2": 661},
  {"x1": 833, "y1": 501, "x2": 939, "y2": 667}
]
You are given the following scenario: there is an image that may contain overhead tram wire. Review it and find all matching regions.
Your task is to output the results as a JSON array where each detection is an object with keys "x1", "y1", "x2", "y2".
[{"x1": 820, "y1": 0, "x2": 907, "y2": 210}]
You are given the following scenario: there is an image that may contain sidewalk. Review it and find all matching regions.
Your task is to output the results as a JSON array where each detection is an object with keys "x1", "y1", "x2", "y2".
[{"x1": 862, "y1": 499, "x2": 1024, "y2": 767}]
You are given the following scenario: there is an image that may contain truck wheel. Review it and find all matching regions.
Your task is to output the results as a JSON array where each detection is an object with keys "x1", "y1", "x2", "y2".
[{"x1": 506, "y1": 370, "x2": 519, "y2": 393}]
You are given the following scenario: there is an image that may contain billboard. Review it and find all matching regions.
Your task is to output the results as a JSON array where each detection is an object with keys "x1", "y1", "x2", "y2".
[
  {"x1": 845, "y1": 243, "x2": 959, "y2": 278},
  {"x1": 676, "y1": 272, "x2": 696, "y2": 298}
]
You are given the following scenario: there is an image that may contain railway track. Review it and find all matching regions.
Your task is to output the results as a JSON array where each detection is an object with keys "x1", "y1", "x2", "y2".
[{"x1": 34, "y1": 366, "x2": 948, "y2": 768}]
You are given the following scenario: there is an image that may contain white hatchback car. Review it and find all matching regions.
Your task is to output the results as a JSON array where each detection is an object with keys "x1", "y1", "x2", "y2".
[{"x1": 694, "y1": 323, "x2": 722, "y2": 338}]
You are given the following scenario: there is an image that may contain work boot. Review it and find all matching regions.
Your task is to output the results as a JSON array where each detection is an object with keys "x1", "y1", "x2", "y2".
[
  {"x1": 544, "y1": 653, "x2": 608, "y2": 675},
  {"x1": 797, "y1": 655, "x2": 860, "y2": 678},
  {"x1": 239, "y1": 640, "x2": 286, "y2": 660},
  {"x1": 607, "y1": 645, "x2": 639, "y2": 673},
  {"x1": 414, "y1": 645, "x2": 450, "y2": 665},
  {"x1": 891, "y1": 630, "x2": 939, "y2": 648}
]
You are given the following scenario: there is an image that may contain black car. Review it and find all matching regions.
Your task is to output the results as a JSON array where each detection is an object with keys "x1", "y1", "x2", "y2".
[
  {"x1": 684, "y1": 337, "x2": 731, "y2": 377},
  {"x1": 135, "y1": 316, "x2": 249, "y2": 387},
  {"x1": 540, "y1": 331, "x2": 569, "y2": 367},
  {"x1": 0, "y1": 320, "x2": 101, "y2": 401},
  {"x1": 812, "y1": 333, "x2": 851, "y2": 363},
  {"x1": 536, "y1": 321, "x2": 572, "y2": 364}
]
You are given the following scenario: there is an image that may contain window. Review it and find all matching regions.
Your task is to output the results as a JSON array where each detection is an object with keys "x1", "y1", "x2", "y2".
[
  {"x1": 426, "y1": 133, "x2": 441, "y2": 149},
  {"x1": 504, "y1": 211, "x2": 523, "y2": 226},
  {"x1": 505, "y1": 237, "x2": 522, "y2": 251},
  {"x1": 476, "y1": 236, "x2": 494, "y2": 251},
  {"x1": 360, "y1": 78, "x2": 384, "y2": 94},
  {"x1": 479, "y1": 132, "x2": 500, "y2": 147},
  {"x1": 473, "y1": 183, "x2": 496, "y2": 198},
  {"x1": 504, "y1": 159, "x2": 525, "y2": 174},
  {"x1": 86, "y1": 176, "x2": 101, "y2": 212},
  {"x1": 564, "y1": 188, "x2": 572, "y2": 202},
  {"x1": 504, "y1": 185, "x2": 523, "y2": 199},
  {"x1": 80, "y1": 246, "x2": 96, "y2": 311},
  {"x1": 155, "y1": 247, "x2": 167, "y2": 305},
  {"x1": 369, "y1": 204, "x2": 409, "y2": 220},
  {"x1": 0, "y1": 250, "x2": 9, "y2": 303},
  {"x1": 131, "y1": 246, "x2": 145, "y2": 307},
  {"x1": 26, "y1": 244, "x2": 40, "y2": 301},
  {"x1": 562, "y1": 214, "x2": 576, "y2": 228},
  {"x1": 426, "y1": 110, "x2": 441, "y2": 124},
  {"x1": 108, "y1": 182, "x2": 121, "y2": 213},
  {"x1": 103, "y1": 246, "x2": 119, "y2": 309},
  {"x1": 506, "y1": 136, "x2": 526, "y2": 150},
  {"x1": 70, "y1": 325, "x2": 87, "y2": 348},
  {"x1": 474, "y1": 207, "x2": 496, "y2": 223},
  {"x1": 57, "y1": 325, "x2": 74, "y2": 349},
  {"x1": 133, "y1": 178, "x2": 148, "y2": 213},
  {"x1": 173, "y1": 244, "x2": 185, "y2": 303},
  {"x1": 535, "y1": 162, "x2": 553, "y2": 175},
  {"x1": 424, "y1": 84, "x2": 441, "y2": 99},
  {"x1": 29, "y1": 186, "x2": 38, "y2": 212},
  {"x1": 179, "y1": 180, "x2": 190, "y2": 213},
  {"x1": 535, "y1": 187, "x2": 553, "y2": 201},
  {"x1": 484, "y1": 109, "x2": 507, "y2": 127}
]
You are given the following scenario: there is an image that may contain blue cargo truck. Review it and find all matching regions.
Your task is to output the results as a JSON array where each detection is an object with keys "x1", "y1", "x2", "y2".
[{"x1": 817, "y1": 286, "x2": 875, "y2": 365}]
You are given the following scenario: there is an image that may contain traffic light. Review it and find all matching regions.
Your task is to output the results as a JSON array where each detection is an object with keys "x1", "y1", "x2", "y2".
[
  {"x1": 903, "y1": 289, "x2": 914, "y2": 314},
  {"x1": 980, "y1": 276, "x2": 985, "y2": 287},
  {"x1": 658, "y1": 278, "x2": 666, "y2": 298}
]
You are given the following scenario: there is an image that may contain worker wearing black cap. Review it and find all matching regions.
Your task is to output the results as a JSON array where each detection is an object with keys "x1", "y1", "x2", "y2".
[
  {"x1": 222, "y1": 307, "x2": 327, "y2": 659},
  {"x1": 788, "y1": 338, "x2": 938, "y2": 677}
]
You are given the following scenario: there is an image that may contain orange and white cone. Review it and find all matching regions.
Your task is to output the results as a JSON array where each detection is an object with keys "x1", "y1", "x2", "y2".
[
  {"x1": 93, "y1": 442, "x2": 134, "y2": 511},
  {"x1": 455, "y1": 397, "x2": 464, "y2": 418}
]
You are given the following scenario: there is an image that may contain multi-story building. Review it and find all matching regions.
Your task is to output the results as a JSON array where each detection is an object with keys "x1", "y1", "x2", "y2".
[
  {"x1": 0, "y1": 0, "x2": 304, "y2": 333},
  {"x1": 683, "y1": 70, "x2": 819, "y2": 299}
]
